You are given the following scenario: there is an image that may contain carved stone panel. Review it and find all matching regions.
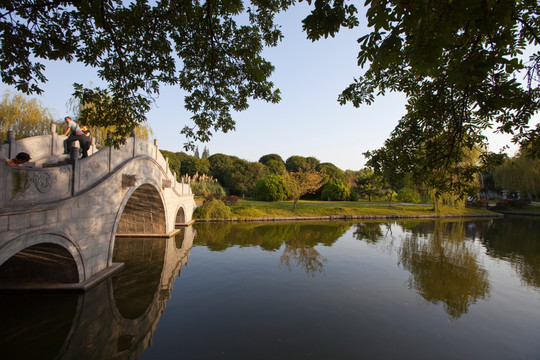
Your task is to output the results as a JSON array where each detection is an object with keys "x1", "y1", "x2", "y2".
[
  {"x1": 7, "y1": 166, "x2": 72, "y2": 205},
  {"x1": 78, "y1": 150, "x2": 109, "y2": 190}
]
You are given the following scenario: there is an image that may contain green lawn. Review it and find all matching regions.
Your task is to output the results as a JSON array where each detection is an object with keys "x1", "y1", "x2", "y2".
[{"x1": 221, "y1": 199, "x2": 497, "y2": 219}]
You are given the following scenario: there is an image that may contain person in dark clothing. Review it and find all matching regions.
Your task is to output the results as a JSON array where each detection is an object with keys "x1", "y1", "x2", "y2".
[
  {"x1": 6, "y1": 152, "x2": 32, "y2": 167},
  {"x1": 80, "y1": 125, "x2": 92, "y2": 158}
]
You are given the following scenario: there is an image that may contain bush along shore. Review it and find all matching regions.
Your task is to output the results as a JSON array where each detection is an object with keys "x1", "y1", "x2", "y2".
[{"x1": 194, "y1": 199, "x2": 503, "y2": 222}]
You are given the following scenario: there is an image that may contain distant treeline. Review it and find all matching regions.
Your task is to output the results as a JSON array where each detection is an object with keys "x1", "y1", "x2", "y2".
[{"x1": 160, "y1": 150, "x2": 412, "y2": 202}]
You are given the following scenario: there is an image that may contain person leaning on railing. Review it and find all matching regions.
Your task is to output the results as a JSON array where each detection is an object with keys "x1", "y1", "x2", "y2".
[{"x1": 6, "y1": 152, "x2": 33, "y2": 168}]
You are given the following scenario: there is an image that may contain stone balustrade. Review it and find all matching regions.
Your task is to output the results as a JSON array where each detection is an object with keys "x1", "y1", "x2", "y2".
[{"x1": 1, "y1": 130, "x2": 192, "y2": 209}]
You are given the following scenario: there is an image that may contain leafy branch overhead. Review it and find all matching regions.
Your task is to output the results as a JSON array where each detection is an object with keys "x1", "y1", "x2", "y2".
[
  {"x1": 325, "y1": 0, "x2": 540, "y2": 196},
  {"x1": 3, "y1": 0, "x2": 540, "y2": 167},
  {"x1": 0, "y1": 0, "x2": 295, "y2": 147}
]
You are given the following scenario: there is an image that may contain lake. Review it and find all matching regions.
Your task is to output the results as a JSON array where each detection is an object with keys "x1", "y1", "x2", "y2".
[{"x1": 1, "y1": 216, "x2": 539, "y2": 359}]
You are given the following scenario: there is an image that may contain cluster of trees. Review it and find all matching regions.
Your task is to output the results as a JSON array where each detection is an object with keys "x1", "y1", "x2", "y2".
[
  {"x1": 160, "y1": 149, "x2": 450, "y2": 207},
  {"x1": 0, "y1": 91, "x2": 55, "y2": 139},
  {"x1": 160, "y1": 151, "x2": 359, "y2": 205},
  {"x1": 491, "y1": 149, "x2": 540, "y2": 200},
  {"x1": 0, "y1": 91, "x2": 153, "y2": 145},
  {"x1": 162, "y1": 144, "x2": 540, "y2": 209}
]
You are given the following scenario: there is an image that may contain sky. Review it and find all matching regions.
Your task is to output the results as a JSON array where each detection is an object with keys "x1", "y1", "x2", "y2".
[{"x1": 0, "y1": 2, "x2": 529, "y2": 170}]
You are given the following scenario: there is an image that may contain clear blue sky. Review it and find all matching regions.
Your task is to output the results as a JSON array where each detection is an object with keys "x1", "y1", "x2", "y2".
[{"x1": 0, "y1": 2, "x2": 527, "y2": 170}]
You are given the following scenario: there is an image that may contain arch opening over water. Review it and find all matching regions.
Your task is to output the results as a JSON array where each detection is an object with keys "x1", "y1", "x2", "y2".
[
  {"x1": 0, "y1": 243, "x2": 79, "y2": 283},
  {"x1": 118, "y1": 184, "x2": 166, "y2": 235},
  {"x1": 175, "y1": 207, "x2": 186, "y2": 225}
]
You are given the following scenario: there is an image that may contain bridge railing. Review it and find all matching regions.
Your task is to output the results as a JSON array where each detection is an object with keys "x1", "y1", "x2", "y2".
[
  {"x1": 0, "y1": 125, "x2": 98, "y2": 166},
  {"x1": 1, "y1": 131, "x2": 192, "y2": 210}
]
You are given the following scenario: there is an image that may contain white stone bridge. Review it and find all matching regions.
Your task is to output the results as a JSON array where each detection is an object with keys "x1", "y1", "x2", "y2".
[{"x1": 0, "y1": 130, "x2": 196, "y2": 291}]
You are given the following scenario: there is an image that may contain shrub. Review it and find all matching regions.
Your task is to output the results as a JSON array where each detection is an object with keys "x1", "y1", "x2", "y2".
[
  {"x1": 396, "y1": 187, "x2": 421, "y2": 203},
  {"x1": 224, "y1": 195, "x2": 239, "y2": 206},
  {"x1": 196, "y1": 199, "x2": 231, "y2": 219},
  {"x1": 321, "y1": 178, "x2": 351, "y2": 201},
  {"x1": 253, "y1": 174, "x2": 290, "y2": 201},
  {"x1": 190, "y1": 173, "x2": 227, "y2": 198},
  {"x1": 348, "y1": 190, "x2": 359, "y2": 201}
]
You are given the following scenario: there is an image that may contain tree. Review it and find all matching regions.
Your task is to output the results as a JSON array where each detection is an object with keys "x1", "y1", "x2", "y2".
[
  {"x1": 285, "y1": 155, "x2": 308, "y2": 172},
  {"x1": 305, "y1": 156, "x2": 320, "y2": 170},
  {"x1": 283, "y1": 168, "x2": 325, "y2": 210},
  {"x1": 202, "y1": 146, "x2": 210, "y2": 159},
  {"x1": 303, "y1": 0, "x2": 540, "y2": 188},
  {"x1": 68, "y1": 92, "x2": 153, "y2": 147},
  {"x1": 259, "y1": 153, "x2": 285, "y2": 165},
  {"x1": 364, "y1": 144, "x2": 407, "y2": 206},
  {"x1": 224, "y1": 159, "x2": 267, "y2": 196},
  {"x1": 253, "y1": 174, "x2": 290, "y2": 202},
  {"x1": 1, "y1": 0, "x2": 286, "y2": 147},
  {"x1": 0, "y1": 91, "x2": 54, "y2": 139},
  {"x1": 194, "y1": 146, "x2": 200, "y2": 159},
  {"x1": 355, "y1": 168, "x2": 383, "y2": 201},
  {"x1": 259, "y1": 153, "x2": 286, "y2": 174},
  {"x1": 321, "y1": 178, "x2": 351, "y2": 201},
  {"x1": 160, "y1": 150, "x2": 183, "y2": 178},
  {"x1": 208, "y1": 153, "x2": 235, "y2": 185},
  {"x1": 180, "y1": 156, "x2": 210, "y2": 177},
  {"x1": 493, "y1": 148, "x2": 540, "y2": 198},
  {"x1": 264, "y1": 159, "x2": 287, "y2": 175},
  {"x1": 316, "y1": 162, "x2": 345, "y2": 181}
]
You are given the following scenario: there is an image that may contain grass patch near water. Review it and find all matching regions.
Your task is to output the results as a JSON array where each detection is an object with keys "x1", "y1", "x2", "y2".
[{"x1": 222, "y1": 199, "x2": 496, "y2": 219}]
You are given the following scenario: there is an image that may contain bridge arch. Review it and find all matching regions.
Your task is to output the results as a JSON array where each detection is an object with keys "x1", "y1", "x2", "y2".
[
  {"x1": 175, "y1": 205, "x2": 186, "y2": 225},
  {"x1": 0, "y1": 231, "x2": 85, "y2": 283},
  {"x1": 115, "y1": 183, "x2": 167, "y2": 236}
]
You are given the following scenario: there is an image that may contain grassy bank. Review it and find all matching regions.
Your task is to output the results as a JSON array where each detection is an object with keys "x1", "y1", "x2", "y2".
[{"x1": 195, "y1": 199, "x2": 500, "y2": 220}]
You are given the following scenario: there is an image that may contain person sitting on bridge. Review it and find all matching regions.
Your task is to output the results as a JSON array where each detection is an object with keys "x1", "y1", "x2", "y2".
[
  {"x1": 80, "y1": 125, "x2": 92, "y2": 158},
  {"x1": 63, "y1": 116, "x2": 83, "y2": 154},
  {"x1": 6, "y1": 152, "x2": 33, "y2": 167}
]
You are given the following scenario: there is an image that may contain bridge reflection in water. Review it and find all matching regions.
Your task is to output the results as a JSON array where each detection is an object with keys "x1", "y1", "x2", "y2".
[{"x1": 0, "y1": 227, "x2": 194, "y2": 359}]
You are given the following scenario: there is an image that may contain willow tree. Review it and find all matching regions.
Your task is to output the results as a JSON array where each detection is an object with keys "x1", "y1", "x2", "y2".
[
  {"x1": 493, "y1": 149, "x2": 540, "y2": 198},
  {"x1": 0, "y1": 91, "x2": 54, "y2": 139}
]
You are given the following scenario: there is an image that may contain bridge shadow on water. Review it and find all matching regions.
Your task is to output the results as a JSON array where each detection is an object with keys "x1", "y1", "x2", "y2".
[{"x1": 0, "y1": 227, "x2": 194, "y2": 359}]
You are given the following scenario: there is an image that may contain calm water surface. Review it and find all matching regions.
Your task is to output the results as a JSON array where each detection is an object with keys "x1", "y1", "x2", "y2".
[{"x1": 1, "y1": 217, "x2": 539, "y2": 359}]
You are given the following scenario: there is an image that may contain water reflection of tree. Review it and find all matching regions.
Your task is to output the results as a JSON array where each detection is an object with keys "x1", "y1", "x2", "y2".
[
  {"x1": 351, "y1": 222, "x2": 385, "y2": 244},
  {"x1": 480, "y1": 217, "x2": 540, "y2": 288},
  {"x1": 194, "y1": 222, "x2": 353, "y2": 276},
  {"x1": 280, "y1": 227, "x2": 328, "y2": 276},
  {"x1": 194, "y1": 222, "x2": 351, "y2": 251},
  {"x1": 398, "y1": 221, "x2": 490, "y2": 319}
]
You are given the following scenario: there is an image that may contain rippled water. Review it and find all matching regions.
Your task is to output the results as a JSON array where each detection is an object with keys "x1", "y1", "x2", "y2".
[{"x1": 1, "y1": 217, "x2": 539, "y2": 359}]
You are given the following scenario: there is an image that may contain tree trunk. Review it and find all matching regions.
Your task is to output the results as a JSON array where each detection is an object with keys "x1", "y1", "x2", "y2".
[{"x1": 292, "y1": 198, "x2": 299, "y2": 211}]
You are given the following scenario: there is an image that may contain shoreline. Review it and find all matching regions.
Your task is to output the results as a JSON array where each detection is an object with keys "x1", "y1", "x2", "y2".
[{"x1": 195, "y1": 212, "x2": 503, "y2": 223}]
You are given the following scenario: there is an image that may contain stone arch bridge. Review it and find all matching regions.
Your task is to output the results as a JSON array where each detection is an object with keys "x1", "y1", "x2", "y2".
[{"x1": 0, "y1": 131, "x2": 196, "y2": 291}]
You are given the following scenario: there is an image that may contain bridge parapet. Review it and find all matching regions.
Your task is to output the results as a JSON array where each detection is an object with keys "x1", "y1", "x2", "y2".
[
  {"x1": 1, "y1": 133, "x2": 192, "y2": 209},
  {"x1": 0, "y1": 125, "x2": 97, "y2": 167}
]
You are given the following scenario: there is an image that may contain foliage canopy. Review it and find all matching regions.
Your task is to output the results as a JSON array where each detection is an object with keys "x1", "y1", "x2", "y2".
[
  {"x1": 0, "y1": 0, "x2": 298, "y2": 147},
  {"x1": 345, "y1": 0, "x2": 540, "y2": 197},
  {"x1": 0, "y1": 90, "x2": 54, "y2": 139}
]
